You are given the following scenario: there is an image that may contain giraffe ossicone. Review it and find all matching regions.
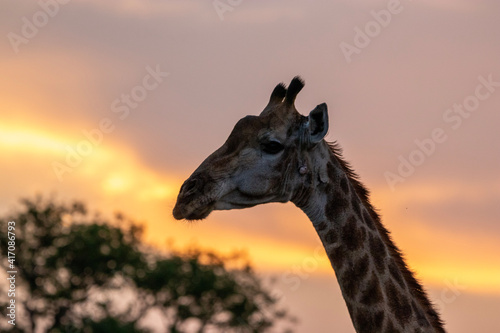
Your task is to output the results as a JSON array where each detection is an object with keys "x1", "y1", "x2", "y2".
[{"x1": 173, "y1": 76, "x2": 445, "y2": 332}]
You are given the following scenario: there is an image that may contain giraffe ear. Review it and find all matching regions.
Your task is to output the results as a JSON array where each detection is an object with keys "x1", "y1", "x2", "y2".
[{"x1": 307, "y1": 103, "x2": 329, "y2": 143}]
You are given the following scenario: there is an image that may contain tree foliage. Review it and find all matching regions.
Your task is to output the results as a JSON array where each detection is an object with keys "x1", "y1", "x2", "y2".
[{"x1": 0, "y1": 197, "x2": 294, "y2": 332}]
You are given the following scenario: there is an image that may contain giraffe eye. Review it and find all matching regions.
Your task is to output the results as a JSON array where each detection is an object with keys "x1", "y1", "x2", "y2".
[{"x1": 261, "y1": 140, "x2": 284, "y2": 154}]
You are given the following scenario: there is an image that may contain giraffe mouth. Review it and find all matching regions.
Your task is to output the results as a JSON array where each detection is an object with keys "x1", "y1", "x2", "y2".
[
  {"x1": 214, "y1": 190, "x2": 276, "y2": 210},
  {"x1": 173, "y1": 199, "x2": 216, "y2": 221},
  {"x1": 214, "y1": 201, "x2": 258, "y2": 210},
  {"x1": 173, "y1": 175, "x2": 270, "y2": 220}
]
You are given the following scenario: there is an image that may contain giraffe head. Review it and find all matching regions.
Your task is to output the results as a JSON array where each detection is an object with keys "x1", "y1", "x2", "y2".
[{"x1": 173, "y1": 77, "x2": 329, "y2": 220}]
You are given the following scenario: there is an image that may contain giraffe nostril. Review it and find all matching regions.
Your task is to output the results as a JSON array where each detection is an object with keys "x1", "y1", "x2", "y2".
[{"x1": 182, "y1": 178, "x2": 199, "y2": 196}]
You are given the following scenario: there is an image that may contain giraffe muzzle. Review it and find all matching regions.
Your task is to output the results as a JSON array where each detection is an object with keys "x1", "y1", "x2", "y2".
[{"x1": 173, "y1": 176, "x2": 217, "y2": 220}]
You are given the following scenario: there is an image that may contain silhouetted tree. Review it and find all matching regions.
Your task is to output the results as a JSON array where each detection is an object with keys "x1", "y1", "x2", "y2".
[{"x1": 0, "y1": 196, "x2": 294, "y2": 332}]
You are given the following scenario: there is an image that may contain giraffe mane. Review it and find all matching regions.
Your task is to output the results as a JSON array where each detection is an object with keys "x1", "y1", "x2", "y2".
[{"x1": 327, "y1": 141, "x2": 445, "y2": 331}]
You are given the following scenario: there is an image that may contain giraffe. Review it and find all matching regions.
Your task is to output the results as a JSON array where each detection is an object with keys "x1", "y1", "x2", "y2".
[{"x1": 173, "y1": 77, "x2": 445, "y2": 332}]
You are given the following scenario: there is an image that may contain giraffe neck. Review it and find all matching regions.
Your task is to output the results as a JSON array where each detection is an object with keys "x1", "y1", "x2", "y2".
[{"x1": 292, "y1": 142, "x2": 445, "y2": 333}]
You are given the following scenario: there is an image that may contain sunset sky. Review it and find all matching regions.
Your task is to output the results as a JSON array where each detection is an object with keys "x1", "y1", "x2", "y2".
[{"x1": 1, "y1": 1, "x2": 499, "y2": 332}]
